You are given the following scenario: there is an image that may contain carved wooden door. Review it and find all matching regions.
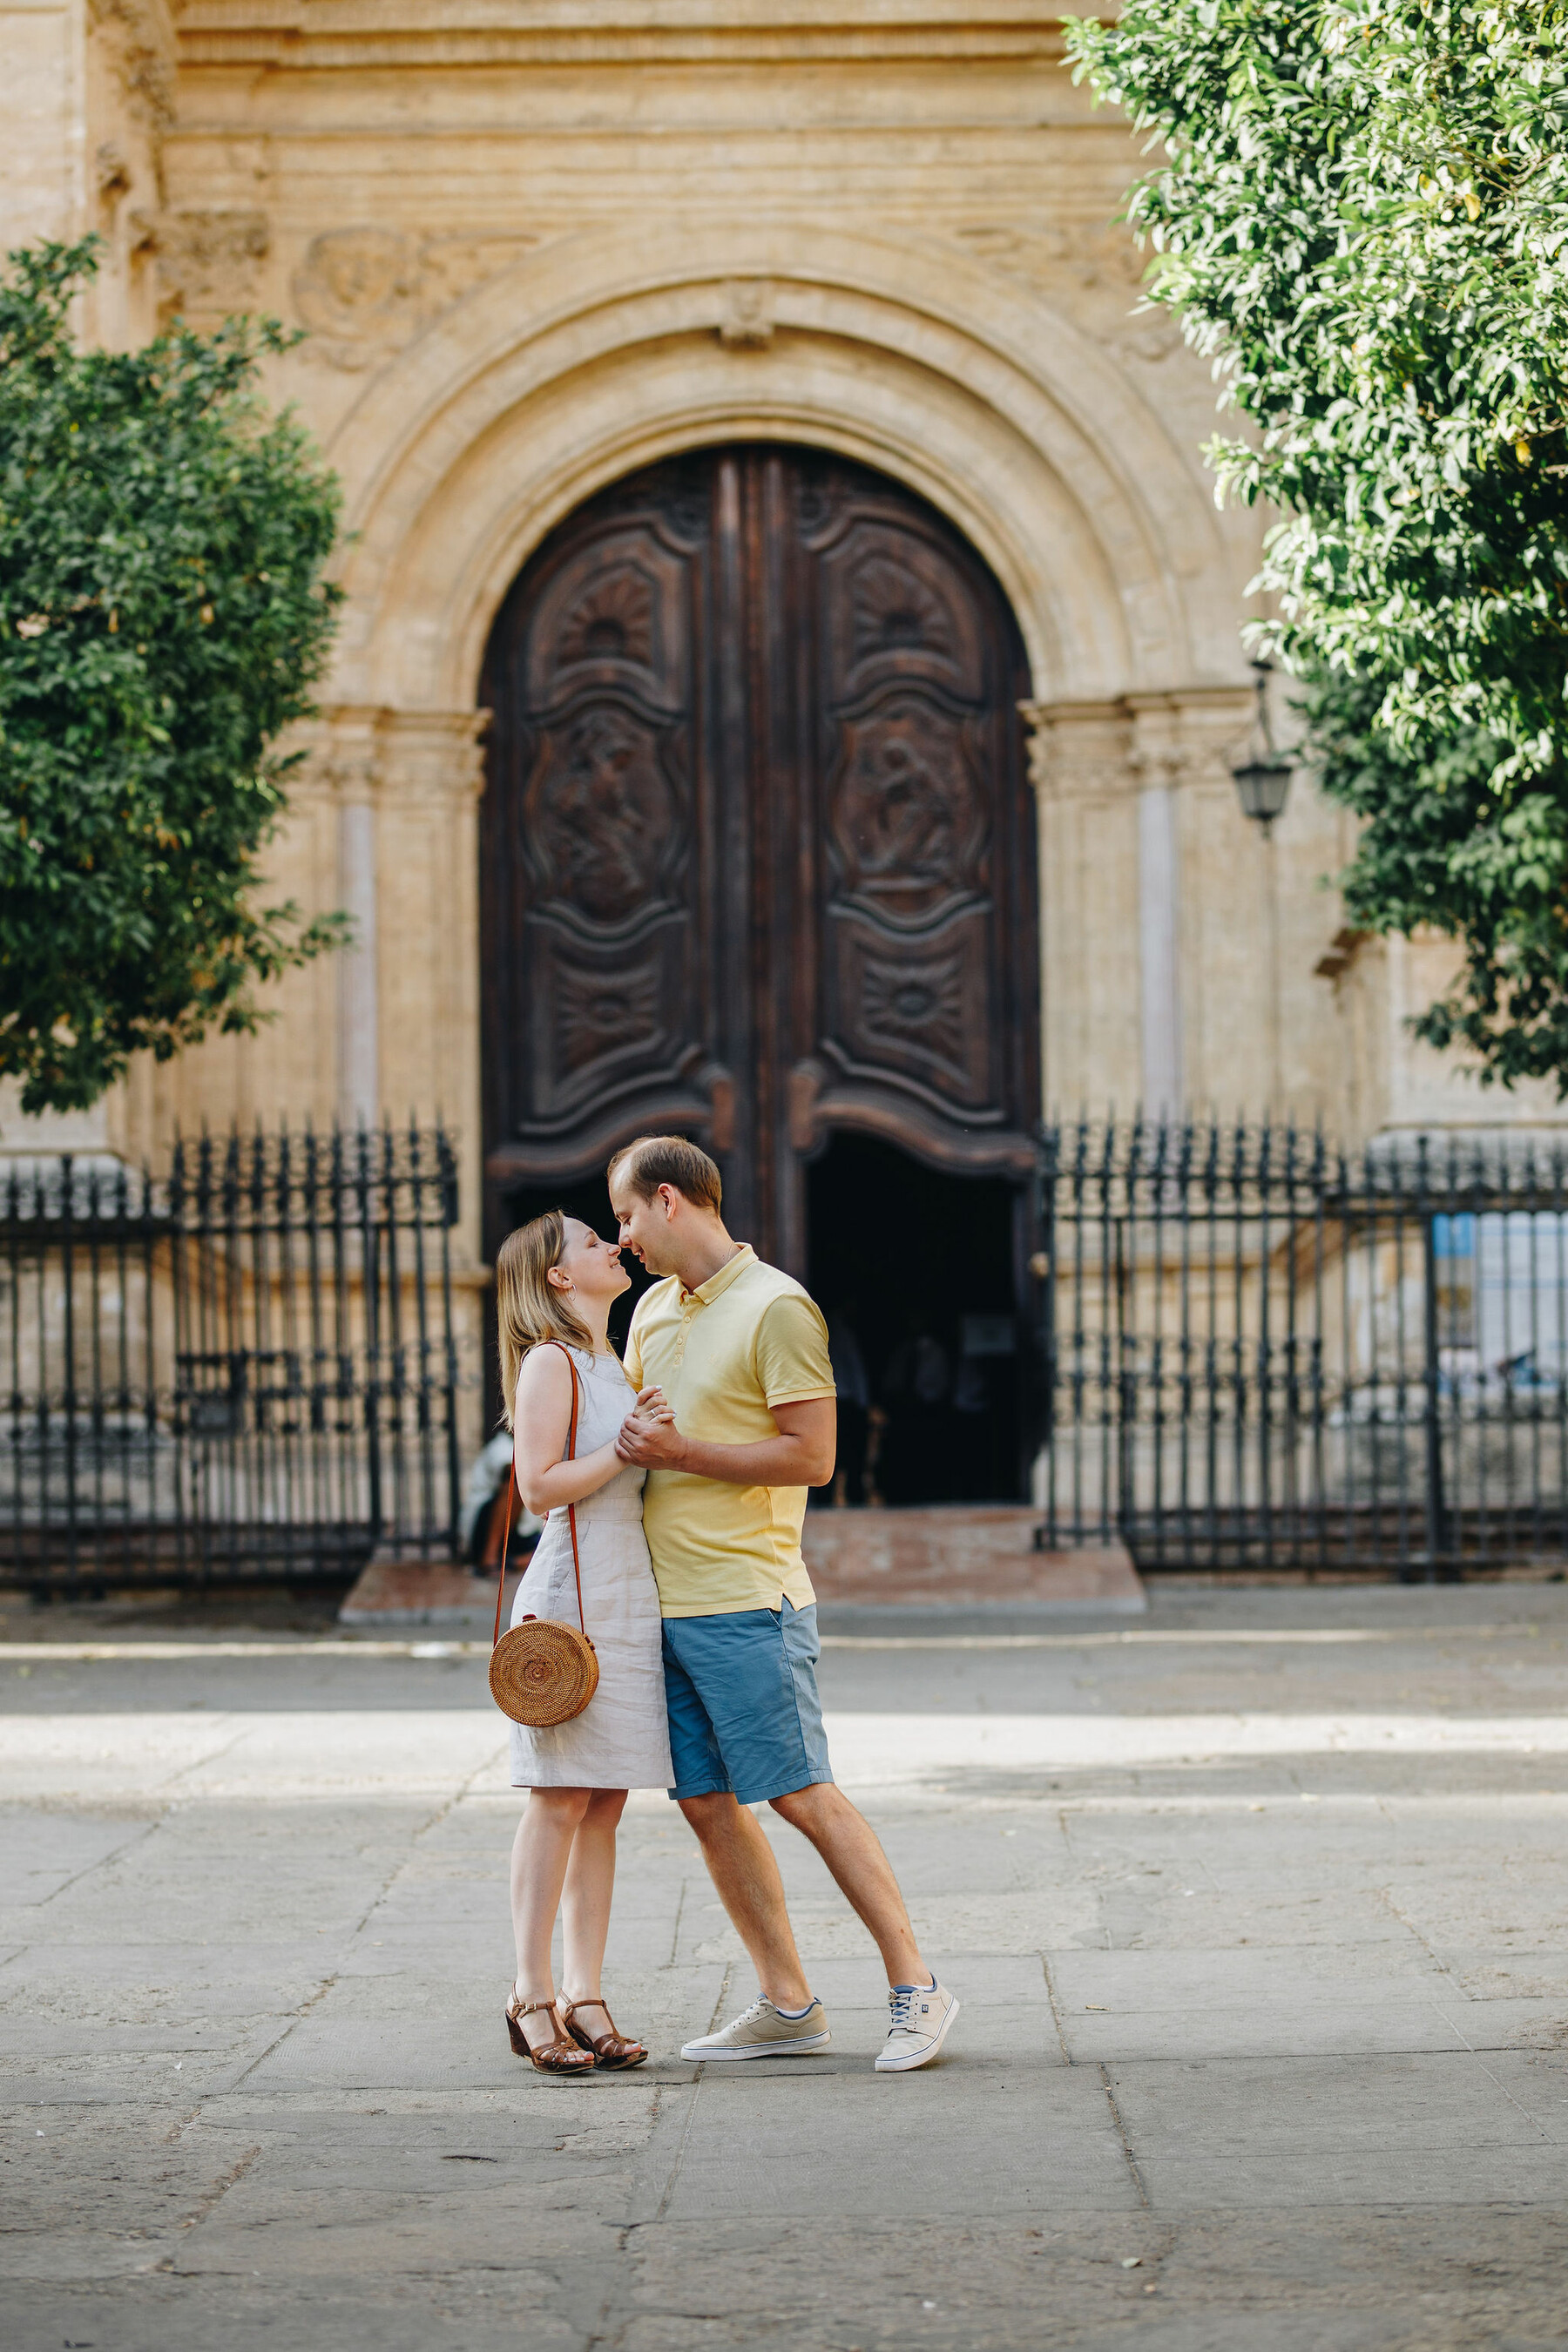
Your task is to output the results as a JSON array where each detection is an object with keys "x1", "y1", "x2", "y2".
[{"x1": 479, "y1": 445, "x2": 1037, "y2": 1271}]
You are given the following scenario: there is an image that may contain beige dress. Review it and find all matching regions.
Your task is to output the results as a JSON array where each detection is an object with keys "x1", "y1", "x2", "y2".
[{"x1": 508, "y1": 1347, "x2": 673, "y2": 1791}]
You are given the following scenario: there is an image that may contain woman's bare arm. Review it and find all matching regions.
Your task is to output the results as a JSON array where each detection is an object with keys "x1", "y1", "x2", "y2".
[{"x1": 511, "y1": 1348, "x2": 629, "y2": 1514}]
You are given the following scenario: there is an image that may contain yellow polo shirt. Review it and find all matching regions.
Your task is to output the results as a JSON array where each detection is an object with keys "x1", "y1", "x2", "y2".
[{"x1": 624, "y1": 1245, "x2": 836, "y2": 1617}]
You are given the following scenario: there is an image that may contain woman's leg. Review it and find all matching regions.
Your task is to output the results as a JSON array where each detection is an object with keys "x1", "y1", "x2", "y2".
[
  {"x1": 560, "y1": 1788, "x2": 628, "y2": 2024},
  {"x1": 510, "y1": 1787, "x2": 591, "y2": 2044}
]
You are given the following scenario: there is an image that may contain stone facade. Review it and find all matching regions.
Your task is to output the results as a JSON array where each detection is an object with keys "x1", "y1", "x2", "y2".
[{"x1": 4, "y1": 0, "x2": 1564, "y2": 1257}]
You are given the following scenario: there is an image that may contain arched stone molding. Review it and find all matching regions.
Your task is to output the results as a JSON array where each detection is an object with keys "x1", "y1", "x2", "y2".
[
  {"x1": 260, "y1": 222, "x2": 1260, "y2": 1216},
  {"x1": 313, "y1": 220, "x2": 1244, "y2": 715}
]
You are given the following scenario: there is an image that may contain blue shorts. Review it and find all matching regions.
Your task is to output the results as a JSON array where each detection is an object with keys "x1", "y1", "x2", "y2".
[{"x1": 661, "y1": 1597, "x2": 835, "y2": 1806}]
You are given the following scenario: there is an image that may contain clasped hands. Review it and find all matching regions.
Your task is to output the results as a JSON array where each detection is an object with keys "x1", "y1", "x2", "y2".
[{"x1": 616, "y1": 1386, "x2": 686, "y2": 1470}]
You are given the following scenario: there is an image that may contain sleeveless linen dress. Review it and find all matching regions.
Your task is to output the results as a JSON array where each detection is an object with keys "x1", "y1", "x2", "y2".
[{"x1": 507, "y1": 1347, "x2": 673, "y2": 1791}]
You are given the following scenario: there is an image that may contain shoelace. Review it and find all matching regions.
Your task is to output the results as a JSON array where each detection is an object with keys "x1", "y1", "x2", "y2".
[{"x1": 887, "y1": 1984, "x2": 922, "y2": 2035}]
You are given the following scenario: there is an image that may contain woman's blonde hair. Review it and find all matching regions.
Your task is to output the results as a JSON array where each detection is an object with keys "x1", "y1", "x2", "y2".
[{"x1": 495, "y1": 1210, "x2": 598, "y2": 1429}]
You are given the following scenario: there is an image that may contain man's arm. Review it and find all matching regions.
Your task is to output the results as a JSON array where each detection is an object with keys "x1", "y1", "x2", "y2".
[{"x1": 615, "y1": 1396, "x2": 835, "y2": 1488}]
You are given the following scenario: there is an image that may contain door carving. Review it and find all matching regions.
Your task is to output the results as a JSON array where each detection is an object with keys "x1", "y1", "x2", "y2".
[{"x1": 480, "y1": 446, "x2": 1037, "y2": 1270}]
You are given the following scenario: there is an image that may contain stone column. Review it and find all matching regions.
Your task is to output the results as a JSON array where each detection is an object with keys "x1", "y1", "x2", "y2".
[
  {"x1": 1135, "y1": 689, "x2": 1264, "y2": 1111},
  {"x1": 308, "y1": 709, "x2": 383, "y2": 1128},
  {"x1": 375, "y1": 710, "x2": 490, "y2": 1260},
  {"x1": 1022, "y1": 700, "x2": 1141, "y2": 1113},
  {"x1": 1135, "y1": 779, "x2": 1183, "y2": 1116},
  {"x1": 297, "y1": 706, "x2": 490, "y2": 1195},
  {"x1": 1025, "y1": 692, "x2": 1260, "y2": 1119}
]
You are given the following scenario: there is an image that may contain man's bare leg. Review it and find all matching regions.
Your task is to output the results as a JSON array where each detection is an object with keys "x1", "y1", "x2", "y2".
[
  {"x1": 770, "y1": 1783, "x2": 929, "y2": 1987},
  {"x1": 678, "y1": 1792, "x2": 813, "y2": 2010}
]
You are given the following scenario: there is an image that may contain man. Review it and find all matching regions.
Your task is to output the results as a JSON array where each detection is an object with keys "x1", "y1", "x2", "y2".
[{"x1": 608, "y1": 1133, "x2": 958, "y2": 2073}]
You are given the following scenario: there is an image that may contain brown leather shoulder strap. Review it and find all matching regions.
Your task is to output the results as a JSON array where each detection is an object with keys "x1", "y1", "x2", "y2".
[{"x1": 493, "y1": 1341, "x2": 586, "y2": 1651}]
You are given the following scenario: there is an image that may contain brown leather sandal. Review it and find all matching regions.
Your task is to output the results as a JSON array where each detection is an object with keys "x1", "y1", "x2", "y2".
[
  {"x1": 505, "y1": 1993, "x2": 596, "y2": 2073},
  {"x1": 560, "y1": 1996, "x2": 649, "y2": 2070}
]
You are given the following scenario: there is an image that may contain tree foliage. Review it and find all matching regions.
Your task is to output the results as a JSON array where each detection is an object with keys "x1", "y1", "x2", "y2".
[
  {"x1": 1065, "y1": 0, "x2": 1568, "y2": 1087},
  {"x1": 0, "y1": 240, "x2": 345, "y2": 1114}
]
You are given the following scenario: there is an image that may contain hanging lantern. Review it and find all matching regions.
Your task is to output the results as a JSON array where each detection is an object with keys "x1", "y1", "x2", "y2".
[{"x1": 1231, "y1": 659, "x2": 1294, "y2": 835}]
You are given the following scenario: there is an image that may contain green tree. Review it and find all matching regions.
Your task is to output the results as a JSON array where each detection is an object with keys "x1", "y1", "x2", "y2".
[
  {"x1": 0, "y1": 239, "x2": 346, "y2": 1115},
  {"x1": 1066, "y1": 0, "x2": 1568, "y2": 1088}
]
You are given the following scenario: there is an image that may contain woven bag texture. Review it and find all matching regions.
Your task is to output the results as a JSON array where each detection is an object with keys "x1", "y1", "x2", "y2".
[{"x1": 490, "y1": 1618, "x2": 599, "y2": 1727}]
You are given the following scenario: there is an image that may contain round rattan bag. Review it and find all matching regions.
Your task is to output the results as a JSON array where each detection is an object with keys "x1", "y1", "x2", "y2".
[{"x1": 489, "y1": 1343, "x2": 599, "y2": 1729}]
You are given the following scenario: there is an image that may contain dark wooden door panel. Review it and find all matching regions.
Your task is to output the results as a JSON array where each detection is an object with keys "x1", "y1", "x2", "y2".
[
  {"x1": 480, "y1": 476, "x2": 716, "y2": 1182},
  {"x1": 480, "y1": 445, "x2": 1037, "y2": 1269},
  {"x1": 818, "y1": 517, "x2": 989, "y2": 702}
]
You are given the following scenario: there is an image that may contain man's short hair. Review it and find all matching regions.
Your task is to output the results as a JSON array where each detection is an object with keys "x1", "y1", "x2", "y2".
[{"x1": 607, "y1": 1133, "x2": 722, "y2": 1213}]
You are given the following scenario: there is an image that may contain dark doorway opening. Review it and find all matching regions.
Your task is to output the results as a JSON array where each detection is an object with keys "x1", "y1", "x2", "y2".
[{"x1": 806, "y1": 1132, "x2": 1024, "y2": 1507}]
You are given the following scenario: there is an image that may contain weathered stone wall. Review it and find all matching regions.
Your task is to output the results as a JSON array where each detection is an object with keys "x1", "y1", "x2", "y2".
[
  {"x1": 1, "y1": 1, "x2": 172, "y2": 344},
  {"x1": 4, "y1": 1, "x2": 1564, "y2": 1216}
]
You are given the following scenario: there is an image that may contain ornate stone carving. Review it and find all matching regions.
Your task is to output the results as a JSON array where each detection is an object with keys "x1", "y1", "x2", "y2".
[
  {"x1": 153, "y1": 211, "x2": 269, "y2": 321},
  {"x1": 1019, "y1": 700, "x2": 1135, "y2": 801},
  {"x1": 377, "y1": 710, "x2": 492, "y2": 806},
  {"x1": 293, "y1": 227, "x2": 409, "y2": 348},
  {"x1": 1128, "y1": 690, "x2": 1257, "y2": 794},
  {"x1": 89, "y1": 0, "x2": 175, "y2": 132},
  {"x1": 1021, "y1": 692, "x2": 1255, "y2": 802},
  {"x1": 95, "y1": 143, "x2": 132, "y2": 204},
  {"x1": 292, "y1": 230, "x2": 539, "y2": 369},
  {"x1": 716, "y1": 279, "x2": 774, "y2": 348},
  {"x1": 288, "y1": 707, "x2": 491, "y2": 808}
]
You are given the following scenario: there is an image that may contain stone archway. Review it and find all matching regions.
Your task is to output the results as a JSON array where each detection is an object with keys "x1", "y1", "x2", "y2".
[{"x1": 286, "y1": 228, "x2": 1256, "y2": 1246}]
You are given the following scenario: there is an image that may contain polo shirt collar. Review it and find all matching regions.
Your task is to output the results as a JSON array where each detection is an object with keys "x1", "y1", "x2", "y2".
[{"x1": 681, "y1": 1241, "x2": 755, "y2": 1308}]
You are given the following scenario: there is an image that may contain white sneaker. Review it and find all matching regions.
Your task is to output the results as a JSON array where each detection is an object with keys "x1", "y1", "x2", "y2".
[
  {"x1": 875, "y1": 1978, "x2": 959, "y2": 2072},
  {"x1": 680, "y1": 1995, "x2": 831, "y2": 2062}
]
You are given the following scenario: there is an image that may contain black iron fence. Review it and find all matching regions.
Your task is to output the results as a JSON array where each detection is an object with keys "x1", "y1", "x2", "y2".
[
  {"x1": 1038, "y1": 1119, "x2": 1568, "y2": 1577},
  {"x1": 1, "y1": 1125, "x2": 463, "y2": 1592},
  {"x1": 17, "y1": 1110, "x2": 1568, "y2": 1588}
]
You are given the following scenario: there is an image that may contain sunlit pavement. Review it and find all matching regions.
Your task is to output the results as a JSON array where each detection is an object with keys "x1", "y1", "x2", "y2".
[{"x1": 4, "y1": 1581, "x2": 1568, "y2": 2349}]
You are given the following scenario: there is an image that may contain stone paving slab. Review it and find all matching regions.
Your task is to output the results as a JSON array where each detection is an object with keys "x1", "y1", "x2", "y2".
[
  {"x1": 4, "y1": 1585, "x2": 1568, "y2": 2347},
  {"x1": 1105, "y1": 2048, "x2": 1564, "y2": 2153},
  {"x1": 1055, "y1": 1997, "x2": 1485, "y2": 2064}
]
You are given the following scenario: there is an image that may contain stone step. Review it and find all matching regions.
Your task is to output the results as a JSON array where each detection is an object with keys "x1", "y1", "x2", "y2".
[
  {"x1": 804, "y1": 1506, "x2": 1144, "y2": 1613},
  {"x1": 338, "y1": 1510, "x2": 1142, "y2": 1624}
]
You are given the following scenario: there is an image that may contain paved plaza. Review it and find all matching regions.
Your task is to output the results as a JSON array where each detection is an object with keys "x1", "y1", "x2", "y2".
[{"x1": 4, "y1": 1579, "x2": 1568, "y2": 2349}]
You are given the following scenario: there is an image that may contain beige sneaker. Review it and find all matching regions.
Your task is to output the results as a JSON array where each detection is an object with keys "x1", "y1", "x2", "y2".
[
  {"x1": 681, "y1": 1996, "x2": 831, "y2": 2062},
  {"x1": 875, "y1": 1978, "x2": 959, "y2": 2072}
]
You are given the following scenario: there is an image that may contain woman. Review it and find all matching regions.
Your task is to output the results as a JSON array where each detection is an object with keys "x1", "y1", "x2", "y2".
[{"x1": 497, "y1": 1211, "x2": 673, "y2": 2074}]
